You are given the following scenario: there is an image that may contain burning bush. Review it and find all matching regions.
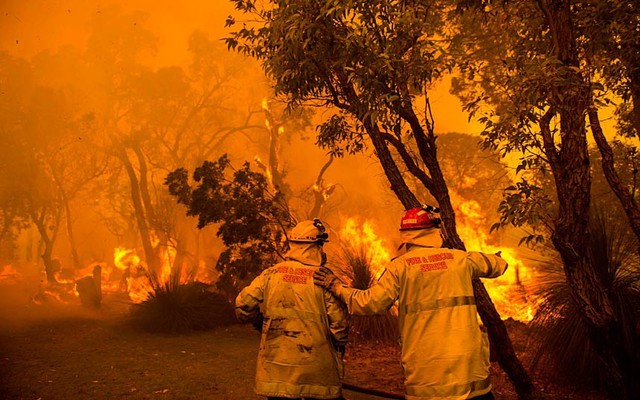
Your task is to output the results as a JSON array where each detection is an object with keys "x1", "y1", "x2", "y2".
[
  {"x1": 528, "y1": 208, "x2": 640, "y2": 392},
  {"x1": 129, "y1": 276, "x2": 236, "y2": 334},
  {"x1": 333, "y1": 245, "x2": 398, "y2": 344}
]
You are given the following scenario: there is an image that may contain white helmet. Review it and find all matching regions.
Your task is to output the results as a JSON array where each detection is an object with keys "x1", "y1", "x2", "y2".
[{"x1": 289, "y1": 219, "x2": 329, "y2": 244}]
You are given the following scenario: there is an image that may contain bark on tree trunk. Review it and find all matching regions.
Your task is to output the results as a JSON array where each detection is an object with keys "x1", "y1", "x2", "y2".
[
  {"x1": 538, "y1": 1, "x2": 631, "y2": 397},
  {"x1": 589, "y1": 108, "x2": 640, "y2": 244},
  {"x1": 366, "y1": 124, "x2": 421, "y2": 210},
  {"x1": 309, "y1": 156, "x2": 335, "y2": 218},
  {"x1": 61, "y1": 194, "x2": 81, "y2": 269},
  {"x1": 625, "y1": 64, "x2": 640, "y2": 137},
  {"x1": 31, "y1": 208, "x2": 60, "y2": 285}
]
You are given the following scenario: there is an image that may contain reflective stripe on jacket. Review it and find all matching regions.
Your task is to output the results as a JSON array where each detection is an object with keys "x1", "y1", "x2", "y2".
[
  {"x1": 334, "y1": 242, "x2": 507, "y2": 400},
  {"x1": 236, "y1": 256, "x2": 349, "y2": 399}
]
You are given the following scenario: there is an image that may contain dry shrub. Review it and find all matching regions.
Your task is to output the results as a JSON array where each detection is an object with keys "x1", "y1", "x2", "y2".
[
  {"x1": 333, "y1": 245, "x2": 398, "y2": 344},
  {"x1": 129, "y1": 277, "x2": 236, "y2": 334}
]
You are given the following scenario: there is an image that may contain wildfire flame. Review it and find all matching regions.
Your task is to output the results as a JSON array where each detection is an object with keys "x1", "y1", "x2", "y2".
[
  {"x1": 450, "y1": 192, "x2": 538, "y2": 322},
  {"x1": 339, "y1": 218, "x2": 391, "y2": 280},
  {"x1": 338, "y1": 203, "x2": 538, "y2": 322},
  {"x1": 113, "y1": 247, "x2": 147, "y2": 303},
  {"x1": 0, "y1": 264, "x2": 22, "y2": 285}
]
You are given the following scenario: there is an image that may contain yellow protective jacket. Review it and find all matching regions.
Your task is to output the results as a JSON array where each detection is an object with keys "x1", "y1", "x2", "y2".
[
  {"x1": 332, "y1": 229, "x2": 507, "y2": 400},
  {"x1": 235, "y1": 244, "x2": 349, "y2": 399}
]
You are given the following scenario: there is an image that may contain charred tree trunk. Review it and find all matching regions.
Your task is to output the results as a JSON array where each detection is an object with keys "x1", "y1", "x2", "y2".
[
  {"x1": 366, "y1": 124, "x2": 421, "y2": 210},
  {"x1": 336, "y1": 70, "x2": 537, "y2": 398},
  {"x1": 117, "y1": 145, "x2": 161, "y2": 275},
  {"x1": 404, "y1": 105, "x2": 538, "y2": 399},
  {"x1": 61, "y1": 192, "x2": 81, "y2": 269},
  {"x1": 30, "y1": 206, "x2": 61, "y2": 285},
  {"x1": 309, "y1": 156, "x2": 335, "y2": 218}
]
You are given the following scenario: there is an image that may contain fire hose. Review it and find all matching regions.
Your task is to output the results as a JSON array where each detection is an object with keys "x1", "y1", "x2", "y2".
[{"x1": 342, "y1": 382, "x2": 404, "y2": 399}]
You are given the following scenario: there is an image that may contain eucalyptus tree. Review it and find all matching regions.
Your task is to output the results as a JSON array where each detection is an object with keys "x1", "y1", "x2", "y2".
[
  {"x1": 452, "y1": 0, "x2": 639, "y2": 396},
  {"x1": 84, "y1": 7, "x2": 263, "y2": 276},
  {"x1": 0, "y1": 53, "x2": 33, "y2": 265},
  {"x1": 0, "y1": 47, "x2": 111, "y2": 281},
  {"x1": 225, "y1": 0, "x2": 537, "y2": 397}
]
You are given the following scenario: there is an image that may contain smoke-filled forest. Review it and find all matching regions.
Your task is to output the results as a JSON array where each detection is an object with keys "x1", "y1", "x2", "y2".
[{"x1": 1, "y1": 1, "x2": 639, "y2": 399}]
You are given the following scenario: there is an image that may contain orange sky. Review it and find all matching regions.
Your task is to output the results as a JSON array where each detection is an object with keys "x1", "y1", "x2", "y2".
[
  {"x1": 0, "y1": 0, "x2": 485, "y2": 135},
  {"x1": 0, "y1": 1, "x2": 234, "y2": 64}
]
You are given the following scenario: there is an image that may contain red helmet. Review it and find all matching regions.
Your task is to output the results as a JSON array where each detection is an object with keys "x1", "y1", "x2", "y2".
[{"x1": 400, "y1": 205, "x2": 441, "y2": 230}]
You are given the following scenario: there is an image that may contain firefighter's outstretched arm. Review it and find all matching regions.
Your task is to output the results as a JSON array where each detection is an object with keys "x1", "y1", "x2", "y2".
[
  {"x1": 467, "y1": 251, "x2": 508, "y2": 279},
  {"x1": 235, "y1": 271, "x2": 266, "y2": 324},
  {"x1": 314, "y1": 266, "x2": 399, "y2": 316}
]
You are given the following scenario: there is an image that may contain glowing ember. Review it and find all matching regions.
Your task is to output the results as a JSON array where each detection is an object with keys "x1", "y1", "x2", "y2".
[
  {"x1": 0, "y1": 265, "x2": 22, "y2": 285},
  {"x1": 114, "y1": 247, "x2": 151, "y2": 303}
]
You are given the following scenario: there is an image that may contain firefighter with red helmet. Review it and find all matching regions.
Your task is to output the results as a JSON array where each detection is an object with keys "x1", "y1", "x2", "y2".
[
  {"x1": 235, "y1": 219, "x2": 348, "y2": 400},
  {"x1": 314, "y1": 206, "x2": 507, "y2": 400}
]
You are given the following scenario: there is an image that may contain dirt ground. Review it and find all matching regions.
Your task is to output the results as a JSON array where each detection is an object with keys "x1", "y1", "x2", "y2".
[{"x1": 0, "y1": 295, "x2": 608, "y2": 400}]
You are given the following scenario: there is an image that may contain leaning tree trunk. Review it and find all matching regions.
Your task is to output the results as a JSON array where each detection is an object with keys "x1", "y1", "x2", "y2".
[
  {"x1": 338, "y1": 69, "x2": 538, "y2": 398},
  {"x1": 394, "y1": 91, "x2": 539, "y2": 399},
  {"x1": 117, "y1": 145, "x2": 161, "y2": 275},
  {"x1": 364, "y1": 122, "x2": 422, "y2": 210},
  {"x1": 588, "y1": 108, "x2": 640, "y2": 244},
  {"x1": 431, "y1": 176, "x2": 538, "y2": 399}
]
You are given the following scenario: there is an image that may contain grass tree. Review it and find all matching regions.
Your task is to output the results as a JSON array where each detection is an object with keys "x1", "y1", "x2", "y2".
[
  {"x1": 334, "y1": 245, "x2": 398, "y2": 343},
  {"x1": 453, "y1": 1, "x2": 640, "y2": 397},
  {"x1": 529, "y1": 207, "x2": 640, "y2": 391}
]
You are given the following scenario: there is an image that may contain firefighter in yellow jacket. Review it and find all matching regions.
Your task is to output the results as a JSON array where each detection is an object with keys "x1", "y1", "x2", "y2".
[
  {"x1": 314, "y1": 206, "x2": 507, "y2": 400},
  {"x1": 235, "y1": 219, "x2": 349, "y2": 400}
]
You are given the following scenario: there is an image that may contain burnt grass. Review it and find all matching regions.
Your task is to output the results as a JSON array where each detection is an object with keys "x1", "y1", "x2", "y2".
[{"x1": 0, "y1": 299, "x2": 608, "y2": 400}]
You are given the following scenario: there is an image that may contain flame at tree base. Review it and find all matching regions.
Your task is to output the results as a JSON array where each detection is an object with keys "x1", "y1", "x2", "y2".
[{"x1": 338, "y1": 214, "x2": 539, "y2": 323}]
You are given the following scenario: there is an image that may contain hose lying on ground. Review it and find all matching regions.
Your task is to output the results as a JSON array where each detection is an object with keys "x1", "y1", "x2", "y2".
[{"x1": 342, "y1": 382, "x2": 404, "y2": 399}]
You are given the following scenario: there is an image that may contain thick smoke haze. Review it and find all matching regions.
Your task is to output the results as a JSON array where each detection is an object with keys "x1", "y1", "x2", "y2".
[{"x1": 0, "y1": 0, "x2": 531, "y2": 322}]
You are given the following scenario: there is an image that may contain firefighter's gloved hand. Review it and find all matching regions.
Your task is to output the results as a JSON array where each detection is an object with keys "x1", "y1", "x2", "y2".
[
  {"x1": 313, "y1": 267, "x2": 341, "y2": 292},
  {"x1": 251, "y1": 311, "x2": 264, "y2": 332}
]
